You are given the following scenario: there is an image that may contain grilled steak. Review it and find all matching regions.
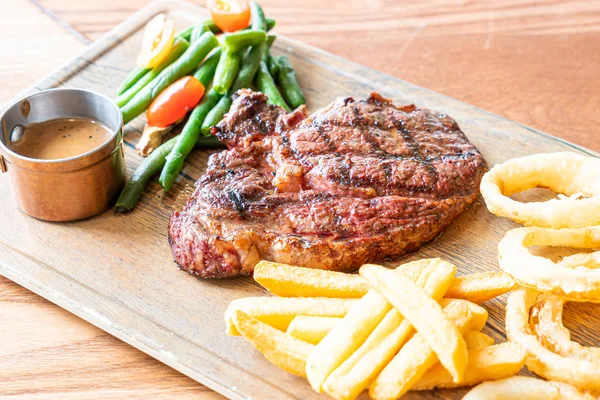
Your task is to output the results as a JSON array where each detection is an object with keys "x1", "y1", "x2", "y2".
[{"x1": 169, "y1": 90, "x2": 486, "y2": 278}]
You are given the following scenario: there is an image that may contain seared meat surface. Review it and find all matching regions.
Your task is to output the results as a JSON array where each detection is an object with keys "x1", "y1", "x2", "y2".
[{"x1": 169, "y1": 90, "x2": 486, "y2": 278}]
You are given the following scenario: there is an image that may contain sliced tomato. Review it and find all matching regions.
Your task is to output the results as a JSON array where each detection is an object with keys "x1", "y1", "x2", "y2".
[
  {"x1": 136, "y1": 14, "x2": 175, "y2": 69},
  {"x1": 147, "y1": 77, "x2": 205, "y2": 128},
  {"x1": 206, "y1": 0, "x2": 251, "y2": 33}
]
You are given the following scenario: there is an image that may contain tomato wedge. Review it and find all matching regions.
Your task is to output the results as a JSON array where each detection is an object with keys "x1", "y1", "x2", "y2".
[
  {"x1": 136, "y1": 13, "x2": 175, "y2": 69},
  {"x1": 206, "y1": 0, "x2": 251, "y2": 33},
  {"x1": 147, "y1": 76, "x2": 205, "y2": 128}
]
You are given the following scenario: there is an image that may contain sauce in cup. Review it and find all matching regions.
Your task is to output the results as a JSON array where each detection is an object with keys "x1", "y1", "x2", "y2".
[
  {"x1": 0, "y1": 88, "x2": 125, "y2": 221},
  {"x1": 9, "y1": 118, "x2": 112, "y2": 160}
]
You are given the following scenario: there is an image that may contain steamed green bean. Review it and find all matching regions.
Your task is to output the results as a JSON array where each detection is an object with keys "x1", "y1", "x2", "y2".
[
  {"x1": 213, "y1": 47, "x2": 242, "y2": 94},
  {"x1": 255, "y1": 61, "x2": 290, "y2": 111}
]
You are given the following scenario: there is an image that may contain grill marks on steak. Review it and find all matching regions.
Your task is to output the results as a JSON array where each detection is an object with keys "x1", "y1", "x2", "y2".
[{"x1": 169, "y1": 90, "x2": 486, "y2": 278}]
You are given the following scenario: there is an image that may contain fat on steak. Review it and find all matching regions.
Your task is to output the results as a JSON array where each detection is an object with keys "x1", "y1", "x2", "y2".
[{"x1": 168, "y1": 90, "x2": 486, "y2": 278}]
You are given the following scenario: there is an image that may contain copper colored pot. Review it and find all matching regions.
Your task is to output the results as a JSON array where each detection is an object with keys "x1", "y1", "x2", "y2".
[{"x1": 0, "y1": 89, "x2": 125, "y2": 221}]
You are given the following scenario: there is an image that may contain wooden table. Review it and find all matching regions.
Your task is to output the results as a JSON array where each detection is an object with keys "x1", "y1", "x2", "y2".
[{"x1": 1, "y1": 0, "x2": 599, "y2": 398}]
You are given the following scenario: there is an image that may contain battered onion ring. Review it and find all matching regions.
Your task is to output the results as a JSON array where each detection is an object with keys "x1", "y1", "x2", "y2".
[
  {"x1": 531, "y1": 292, "x2": 600, "y2": 361},
  {"x1": 463, "y1": 376, "x2": 596, "y2": 400},
  {"x1": 480, "y1": 152, "x2": 600, "y2": 228},
  {"x1": 506, "y1": 288, "x2": 600, "y2": 391},
  {"x1": 498, "y1": 226, "x2": 600, "y2": 302}
]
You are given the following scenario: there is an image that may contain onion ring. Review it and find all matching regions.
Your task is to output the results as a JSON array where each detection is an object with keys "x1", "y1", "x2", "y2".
[
  {"x1": 530, "y1": 292, "x2": 600, "y2": 361},
  {"x1": 559, "y1": 252, "x2": 600, "y2": 269},
  {"x1": 480, "y1": 152, "x2": 600, "y2": 228},
  {"x1": 505, "y1": 288, "x2": 600, "y2": 391},
  {"x1": 463, "y1": 376, "x2": 596, "y2": 400},
  {"x1": 498, "y1": 226, "x2": 600, "y2": 302}
]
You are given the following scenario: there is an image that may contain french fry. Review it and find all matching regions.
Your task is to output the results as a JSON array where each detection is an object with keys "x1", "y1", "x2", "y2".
[
  {"x1": 360, "y1": 264, "x2": 469, "y2": 383},
  {"x1": 464, "y1": 330, "x2": 495, "y2": 349},
  {"x1": 253, "y1": 261, "x2": 369, "y2": 298},
  {"x1": 254, "y1": 261, "x2": 515, "y2": 303},
  {"x1": 231, "y1": 310, "x2": 314, "y2": 377},
  {"x1": 286, "y1": 316, "x2": 341, "y2": 344},
  {"x1": 225, "y1": 297, "x2": 357, "y2": 335},
  {"x1": 305, "y1": 259, "x2": 454, "y2": 393},
  {"x1": 305, "y1": 289, "x2": 393, "y2": 392},
  {"x1": 436, "y1": 298, "x2": 489, "y2": 332},
  {"x1": 462, "y1": 376, "x2": 596, "y2": 400},
  {"x1": 369, "y1": 299, "x2": 487, "y2": 400},
  {"x1": 411, "y1": 342, "x2": 525, "y2": 390},
  {"x1": 322, "y1": 259, "x2": 456, "y2": 400},
  {"x1": 446, "y1": 271, "x2": 516, "y2": 304}
]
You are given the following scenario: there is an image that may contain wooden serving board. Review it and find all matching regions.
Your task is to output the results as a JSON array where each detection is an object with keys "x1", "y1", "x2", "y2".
[{"x1": 1, "y1": 1, "x2": 599, "y2": 399}]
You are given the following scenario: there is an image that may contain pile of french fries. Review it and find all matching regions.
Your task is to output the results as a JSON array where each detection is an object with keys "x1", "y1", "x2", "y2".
[{"x1": 225, "y1": 259, "x2": 526, "y2": 400}]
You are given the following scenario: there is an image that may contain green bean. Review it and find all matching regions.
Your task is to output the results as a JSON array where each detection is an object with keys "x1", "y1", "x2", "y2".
[
  {"x1": 267, "y1": 18, "x2": 277, "y2": 32},
  {"x1": 223, "y1": 30, "x2": 267, "y2": 52},
  {"x1": 267, "y1": 53, "x2": 280, "y2": 76},
  {"x1": 250, "y1": 1, "x2": 266, "y2": 31},
  {"x1": 121, "y1": 32, "x2": 219, "y2": 124},
  {"x1": 159, "y1": 89, "x2": 222, "y2": 190},
  {"x1": 228, "y1": 1, "x2": 268, "y2": 93},
  {"x1": 191, "y1": 23, "x2": 209, "y2": 43},
  {"x1": 201, "y1": 95, "x2": 232, "y2": 135},
  {"x1": 276, "y1": 55, "x2": 305, "y2": 109},
  {"x1": 262, "y1": 37, "x2": 277, "y2": 65},
  {"x1": 255, "y1": 61, "x2": 290, "y2": 111},
  {"x1": 213, "y1": 47, "x2": 242, "y2": 94},
  {"x1": 196, "y1": 134, "x2": 225, "y2": 148},
  {"x1": 201, "y1": 19, "x2": 220, "y2": 34},
  {"x1": 231, "y1": 43, "x2": 265, "y2": 92},
  {"x1": 117, "y1": 67, "x2": 149, "y2": 96},
  {"x1": 116, "y1": 39, "x2": 189, "y2": 108},
  {"x1": 193, "y1": 48, "x2": 222, "y2": 87},
  {"x1": 265, "y1": 18, "x2": 276, "y2": 32},
  {"x1": 115, "y1": 135, "x2": 179, "y2": 212},
  {"x1": 176, "y1": 26, "x2": 192, "y2": 41},
  {"x1": 202, "y1": 17, "x2": 276, "y2": 34}
]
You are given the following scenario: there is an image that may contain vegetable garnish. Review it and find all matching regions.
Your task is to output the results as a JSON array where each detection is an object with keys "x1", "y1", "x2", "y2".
[
  {"x1": 147, "y1": 76, "x2": 205, "y2": 128},
  {"x1": 137, "y1": 14, "x2": 175, "y2": 69},
  {"x1": 206, "y1": 0, "x2": 251, "y2": 33},
  {"x1": 223, "y1": 29, "x2": 267, "y2": 52},
  {"x1": 116, "y1": 2, "x2": 308, "y2": 210},
  {"x1": 121, "y1": 32, "x2": 218, "y2": 124},
  {"x1": 117, "y1": 38, "x2": 190, "y2": 107}
]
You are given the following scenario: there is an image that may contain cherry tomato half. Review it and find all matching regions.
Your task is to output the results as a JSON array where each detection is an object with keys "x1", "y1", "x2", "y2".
[
  {"x1": 147, "y1": 76, "x2": 205, "y2": 128},
  {"x1": 206, "y1": 0, "x2": 251, "y2": 33}
]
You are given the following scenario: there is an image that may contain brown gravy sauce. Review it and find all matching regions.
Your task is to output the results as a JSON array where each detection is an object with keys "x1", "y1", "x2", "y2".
[{"x1": 9, "y1": 118, "x2": 112, "y2": 160}]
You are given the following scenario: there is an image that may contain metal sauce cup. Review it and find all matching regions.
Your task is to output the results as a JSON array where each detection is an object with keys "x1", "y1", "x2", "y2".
[{"x1": 0, "y1": 88, "x2": 125, "y2": 221}]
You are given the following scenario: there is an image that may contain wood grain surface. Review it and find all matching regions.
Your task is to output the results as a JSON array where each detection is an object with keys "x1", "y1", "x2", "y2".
[
  {"x1": 36, "y1": 0, "x2": 600, "y2": 153},
  {"x1": 0, "y1": 2, "x2": 221, "y2": 399},
  {"x1": 1, "y1": 0, "x2": 599, "y2": 399},
  {"x1": 0, "y1": 0, "x2": 83, "y2": 105}
]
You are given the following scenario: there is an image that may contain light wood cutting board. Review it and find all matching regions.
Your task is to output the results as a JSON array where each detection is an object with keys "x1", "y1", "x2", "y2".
[{"x1": 1, "y1": 1, "x2": 598, "y2": 399}]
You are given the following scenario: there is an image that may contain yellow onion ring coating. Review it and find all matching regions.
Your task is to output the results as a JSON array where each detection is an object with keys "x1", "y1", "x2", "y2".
[
  {"x1": 463, "y1": 376, "x2": 596, "y2": 400},
  {"x1": 531, "y1": 292, "x2": 600, "y2": 361},
  {"x1": 480, "y1": 152, "x2": 600, "y2": 228},
  {"x1": 499, "y1": 226, "x2": 600, "y2": 301},
  {"x1": 506, "y1": 288, "x2": 600, "y2": 391}
]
